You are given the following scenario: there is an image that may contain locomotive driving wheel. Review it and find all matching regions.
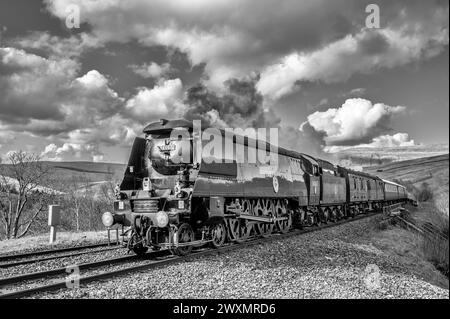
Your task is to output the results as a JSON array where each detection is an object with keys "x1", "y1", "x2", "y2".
[
  {"x1": 227, "y1": 218, "x2": 252, "y2": 243},
  {"x1": 171, "y1": 223, "x2": 194, "y2": 256},
  {"x1": 210, "y1": 221, "x2": 226, "y2": 248},
  {"x1": 254, "y1": 199, "x2": 275, "y2": 237},
  {"x1": 274, "y1": 200, "x2": 292, "y2": 233}
]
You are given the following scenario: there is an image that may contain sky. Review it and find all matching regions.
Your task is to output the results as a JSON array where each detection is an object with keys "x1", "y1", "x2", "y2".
[{"x1": 0, "y1": 0, "x2": 448, "y2": 163}]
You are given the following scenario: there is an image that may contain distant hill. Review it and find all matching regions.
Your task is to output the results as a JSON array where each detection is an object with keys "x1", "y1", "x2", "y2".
[
  {"x1": 1, "y1": 161, "x2": 127, "y2": 198},
  {"x1": 334, "y1": 143, "x2": 449, "y2": 168},
  {"x1": 364, "y1": 154, "x2": 449, "y2": 215},
  {"x1": 41, "y1": 161, "x2": 127, "y2": 184},
  {"x1": 364, "y1": 154, "x2": 448, "y2": 190}
]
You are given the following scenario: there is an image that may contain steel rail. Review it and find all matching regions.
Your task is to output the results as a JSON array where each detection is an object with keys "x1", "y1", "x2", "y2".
[
  {"x1": 0, "y1": 249, "x2": 168, "y2": 287},
  {"x1": 0, "y1": 245, "x2": 122, "y2": 268},
  {"x1": 0, "y1": 242, "x2": 118, "y2": 262},
  {"x1": 0, "y1": 209, "x2": 386, "y2": 299}
]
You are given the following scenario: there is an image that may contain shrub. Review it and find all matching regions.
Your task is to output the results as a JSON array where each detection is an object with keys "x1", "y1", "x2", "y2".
[
  {"x1": 421, "y1": 209, "x2": 449, "y2": 278},
  {"x1": 377, "y1": 219, "x2": 390, "y2": 230},
  {"x1": 422, "y1": 235, "x2": 449, "y2": 278},
  {"x1": 416, "y1": 182, "x2": 434, "y2": 202},
  {"x1": 435, "y1": 193, "x2": 449, "y2": 216}
]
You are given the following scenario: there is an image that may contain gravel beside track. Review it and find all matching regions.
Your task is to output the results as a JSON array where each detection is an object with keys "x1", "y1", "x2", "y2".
[
  {"x1": 0, "y1": 236, "x2": 109, "y2": 257},
  {"x1": 31, "y1": 214, "x2": 449, "y2": 299},
  {"x1": 0, "y1": 245, "x2": 121, "y2": 267},
  {"x1": 0, "y1": 258, "x2": 164, "y2": 296},
  {"x1": 0, "y1": 247, "x2": 129, "y2": 279}
]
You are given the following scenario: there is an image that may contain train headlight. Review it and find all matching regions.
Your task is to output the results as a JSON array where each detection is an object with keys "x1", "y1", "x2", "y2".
[
  {"x1": 156, "y1": 211, "x2": 169, "y2": 228},
  {"x1": 102, "y1": 212, "x2": 115, "y2": 228}
]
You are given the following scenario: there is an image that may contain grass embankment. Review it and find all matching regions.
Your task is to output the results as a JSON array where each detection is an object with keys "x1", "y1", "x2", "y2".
[{"x1": 370, "y1": 203, "x2": 449, "y2": 289}]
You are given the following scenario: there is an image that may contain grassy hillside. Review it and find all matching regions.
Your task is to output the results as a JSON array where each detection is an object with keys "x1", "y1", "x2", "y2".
[
  {"x1": 364, "y1": 154, "x2": 449, "y2": 215},
  {"x1": 42, "y1": 161, "x2": 127, "y2": 183},
  {"x1": 334, "y1": 143, "x2": 449, "y2": 168},
  {"x1": 364, "y1": 154, "x2": 448, "y2": 191},
  {"x1": 365, "y1": 154, "x2": 449, "y2": 280},
  {"x1": 1, "y1": 161, "x2": 127, "y2": 198},
  {"x1": 1, "y1": 161, "x2": 126, "y2": 183}
]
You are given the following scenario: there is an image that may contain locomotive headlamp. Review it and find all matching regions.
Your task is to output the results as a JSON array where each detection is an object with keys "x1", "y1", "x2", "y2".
[
  {"x1": 143, "y1": 177, "x2": 151, "y2": 191},
  {"x1": 156, "y1": 211, "x2": 169, "y2": 228},
  {"x1": 102, "y1": 211, "x2": 115, "y2": 228}
]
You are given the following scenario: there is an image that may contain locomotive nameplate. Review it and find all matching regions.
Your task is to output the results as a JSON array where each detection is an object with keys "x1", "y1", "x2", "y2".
[{"x1": 158, "y1": 143, "x2": 176, "y2": 152}]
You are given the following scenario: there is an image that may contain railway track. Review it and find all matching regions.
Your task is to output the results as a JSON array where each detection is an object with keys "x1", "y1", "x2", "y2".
[
  {"x1": 0, "y1": 242, "x2": 117, "y2": 263},
  {"x1": 0, "y1": 244, "x2": 123, "y2": 268},
  {"x1": 0, "y1": 209, "x2": 388, "y2": 299}
]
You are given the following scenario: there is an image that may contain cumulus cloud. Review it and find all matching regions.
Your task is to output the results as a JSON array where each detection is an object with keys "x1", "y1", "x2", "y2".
[
  {"x1": 43, "y1": 0, "x2": 449, "y2": 95},
  {"x1": 2, "y1": 0, "x2": 446, "y2": 162},
  {"x1": 325, "y1": 133, "x2": 417, "y2": 153},
  {"x1": 341, "y1": 88, "x2": 367, "y2": 98},
  {"x1": 0, "y1": 126, "x2": 14, "y2": 150},
  {"x1": 302, "y1": 98, "x2": 406, "y2": 146},
  {"x1": 0, "y1": 48, "x2": 124, "y2": 135},
  {"x1": 125, "y1": 78, "x2": 186, "y2": 123},
  {"x1": 0, "y1": 47, "x2": 79, "y2": 122},
  {"x1": 0, "y1": 46, "x2": 145, "y2": 161},
  {"x1": 10, "y1": 31, "x2": 101, "y2": 58},
  {"x1": 257, "y1": 24, "x2": 449, "y2": 99},
  {"x1": 42, "y1": 0, "x2": 359, "y2": 88},
  {"x1": 129, "y1": 62, "x2": 173, "y2": 79},
  {"x1": 41, "y1": 142, "x2": 103, "y2": 162}
]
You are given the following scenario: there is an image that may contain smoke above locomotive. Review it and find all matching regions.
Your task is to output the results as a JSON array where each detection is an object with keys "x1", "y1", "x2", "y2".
[{"x1": 103, "y1": 118, "x2": 410, "y2": 256}]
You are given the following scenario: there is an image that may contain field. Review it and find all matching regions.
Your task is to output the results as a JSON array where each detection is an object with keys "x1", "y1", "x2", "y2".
[
  {"x1": 42, "y1": 161, "x2": 126, "y2": 183},
  {"x1": 365, "y1": 154, "x2": 449, "y2": 280},
  {"x1": 364, "y1": 154, "x2": 449, "y2": 216},
  {"x1": 334, "y1": 143, "x2": 449, "y2": 168},
  {"x1": 1, "y1": 161, "x2": 127, "y2": 197}
]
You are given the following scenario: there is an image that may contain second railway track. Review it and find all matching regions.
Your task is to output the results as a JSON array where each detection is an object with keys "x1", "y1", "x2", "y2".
[
  {"x1": 0, "y1": 209, "x2": 388, "y2": 299},
  {"x1": 0, "y1": 242, "x2": 117, "y2": 263}
]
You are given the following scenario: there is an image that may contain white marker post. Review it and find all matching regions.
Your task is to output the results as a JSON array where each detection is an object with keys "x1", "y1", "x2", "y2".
[{"x1": 48, "y1": 205, "x2": 61, "y2": 244}]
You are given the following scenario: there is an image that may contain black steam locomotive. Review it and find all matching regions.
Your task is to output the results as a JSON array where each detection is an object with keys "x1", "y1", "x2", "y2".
[{"x1": 102, "y1": 119, "x2": 409, "y2": 255}]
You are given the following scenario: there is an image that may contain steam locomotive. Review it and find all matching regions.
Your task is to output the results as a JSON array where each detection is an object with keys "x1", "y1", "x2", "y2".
[{"x1": 102, "y1": 119, "x2": 409, "y2": 255}]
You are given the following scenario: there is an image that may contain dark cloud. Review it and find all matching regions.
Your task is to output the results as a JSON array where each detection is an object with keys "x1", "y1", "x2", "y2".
[
  {"x1": 357, "y1": 32, "x2": 390, "y2": 55},
  {"x1": 184, "y1": 76, "x2": 279, "y2": 128},
  {"x1": 281, "y1": 123, "x2": 329, "y2": 159},
  {"x1": 183, "y1": 76, "x2": 331, "y2": 158},
  {"x1": 1, "y1": 0, "x2": 447, "y2": 161}
]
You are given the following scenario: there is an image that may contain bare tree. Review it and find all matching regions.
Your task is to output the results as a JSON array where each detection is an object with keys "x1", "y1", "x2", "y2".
[
  {"x1": 60, "y1": 174, "x2": 92, "y2": 232},
  {"x1": 0, "y1": 151, "x2": 55, "y2": 239},
  {"x1": 99, "y1": 179, "x2": 116, "y2": 202}
]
